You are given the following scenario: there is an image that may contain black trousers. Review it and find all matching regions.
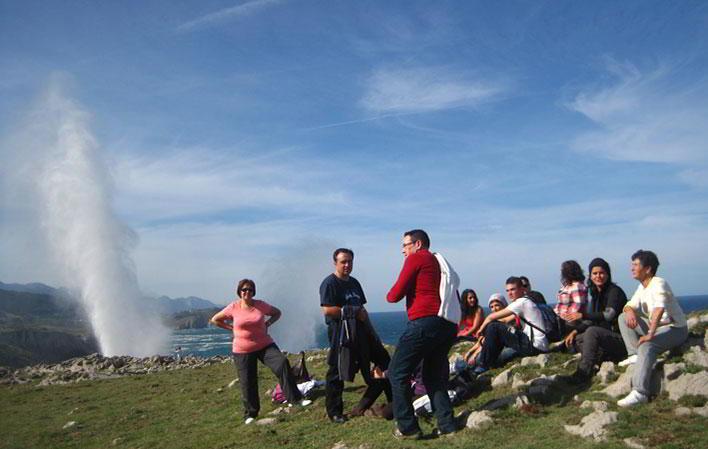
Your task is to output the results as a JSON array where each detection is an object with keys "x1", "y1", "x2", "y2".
[
  {"x1": 232, "y1": 344, "x2": 302, "y2": 418},
  {"x1": 574, "y1": 326, "x2": 628, "y2": 375}
]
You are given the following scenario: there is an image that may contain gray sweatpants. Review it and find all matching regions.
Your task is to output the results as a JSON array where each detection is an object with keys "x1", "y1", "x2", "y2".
[{"x1": 618, "y1": 313, "x2": 688, "y2": 396}]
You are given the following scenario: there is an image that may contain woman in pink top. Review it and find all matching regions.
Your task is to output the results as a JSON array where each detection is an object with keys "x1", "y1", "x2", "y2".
[
  {"x1": 555, "y1": 260, "x2": 588, "y2": 332},
  {"x1": 210, "y1": 279, "x2": 311, "y2": 424}
]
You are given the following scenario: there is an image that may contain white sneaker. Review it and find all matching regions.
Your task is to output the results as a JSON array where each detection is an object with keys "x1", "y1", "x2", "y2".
[
  {"x1": 244, "y1": 417, "x2": 255, "y2": 425},
  {"x1": 299, "y1": 399, "x2": 312, "y2": 407},
  {"x1": 618, "y1": 355, "x2": 638, "y2": 367},
  {"x1": 618, "y1": 390, "x2": 648, "y2": 407}
]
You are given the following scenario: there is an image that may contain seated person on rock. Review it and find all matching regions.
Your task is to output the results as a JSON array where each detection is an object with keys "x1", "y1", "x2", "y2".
[
  {"x1": 616, "y1": 250, "x2": 688, "y2": 407},
  {"x1": 563, "y1": 257, "x2": 628, "y2": 384},
  {"x1": 554, "y1": 260, "x2": 589, "y2": 335},
  {"x1": 472, "y1": 277, "x2": 549, "y2": 375},
  {"x1": 457, "y1": 289, "x2": 485, "y2": 342},
  {"x1": 520, "y1": 276, "x2": 547, "y2": 305},
  {"x1": 464, "y1": 293, "x2": 513, "y2": 365}
]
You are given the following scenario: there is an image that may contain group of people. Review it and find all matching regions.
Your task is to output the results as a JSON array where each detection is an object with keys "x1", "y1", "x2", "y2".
[{"x1": 209, "y1": 229, "x2": 689, "y2": 439}]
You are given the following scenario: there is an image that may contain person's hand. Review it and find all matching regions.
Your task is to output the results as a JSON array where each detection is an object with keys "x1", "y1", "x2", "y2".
[
  {"x1": 561, "y1": 312, "x2": 582, "y2": 322},
  {"x1": 474, "y1": 321, "x2": 488, "y2": 338},
  {"x1": 624, "y1": 309, "x2": 638, "y2": 329},
  {"x1": 637, "y1": 334, "x2": 654, "y2": 346},
  {"x1": 372, "y1": 366, "x2": 386, "y2": 379},
  {"x1": 356, "y1": 307, "x2": 368, "y2": 322},
  {"x1": 564, "y1": 330, "x2": 578, "y2": 348}
]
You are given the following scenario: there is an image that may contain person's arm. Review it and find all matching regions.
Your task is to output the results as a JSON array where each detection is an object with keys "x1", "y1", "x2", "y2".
[
  {"x1": 386, "y1": 257, "x2": 417, "y2": 303},
  {"x1": 209, "y1": 309, "x2": 233, "y2": 331},
  {"x1": 467, "y1": 308, "x2": 484, "y2": 335},
  {"x1": 265, "y1": 305, "x2": 281, "y2": 328},
  {"x1": 321, "y1": 306, "x2": 342, "y2": 320},
  {"x1": 623, "y1": 287, "x2": 641, "y2": 329},
  {"x1": 475, "y1": 308, "x2": 515, "y2": 337},
  {"x1": 638, "y1": 307, "x2": 665, "y2": 346}
]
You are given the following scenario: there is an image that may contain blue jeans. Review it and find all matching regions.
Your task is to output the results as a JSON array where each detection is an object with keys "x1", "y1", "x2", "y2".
[
  {"x1": 389, "y1": 316, "x2": 457, "y2": 434},
  {"x1": 477, "y1": 322, "x2": 538, "y2": 369}
]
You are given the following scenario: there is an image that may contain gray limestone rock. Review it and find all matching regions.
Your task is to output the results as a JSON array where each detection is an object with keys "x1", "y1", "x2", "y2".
[
  {"x1": 564, "y1": 410, "x2": 618, "y2": 441},
  {"x1": 663, "y1": 363, "x2": 685, "y2": 381},
  {"x1": 666, "y1": 371, "x2": 708, "y2": 400},
  {"x1": 511, "y1": 373, "x2": 528, "y2": 389},
  {"x1": 520, "y1": 353, "x2": 551, "y2": 368},
  {"x1": 492, "y1": 368, "x2": 514, "y2": 388},
  {"x1": 466, "y1": 411, "x2": 494, "y2": 430},
  {"x1": 580, "y1": 400, "x2": 609, "y2": 412},
  {"x1": 255, "y1": 418, "x2": 277, "y2": 426},
  {"x1": 684, "y1": 346, "x2": 708, "y2": 368},
  {"x1": 674, "y1": 406, "x2": 693, "y2": 416},
  {"x1": 623, "y1": 437, "x2": 646, "y2": 449},
  {"x1": 597, "y1": 362, "x2": 616, "y2": 385}
]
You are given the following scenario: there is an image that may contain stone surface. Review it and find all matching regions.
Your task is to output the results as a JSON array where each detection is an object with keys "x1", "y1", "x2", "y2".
[
  {"x1": 674, "y1": 407, "x2": 693, "y2": 416},
  {"x1": 602, "y1": 366, "x2": 634, "y2": 398},
  {"x1": 687, "y1": 316, "x2": 700, "y2": 330},
  {"x1": 564, "y1": 410, "x2": 618, "y2": 442},
  {"x1": 580, "y1": 400, "x2": 609, "y2": 412},
  {"x1": 520, "y1": 353, "x2": 551, "y2": 368},
  {"x1": 511, "y1": 373, "x2": 528, "y2": 389},
  {"x1": 466, "y1": 411, "x2": 494, "y2": 430},
  {"x1": 526, "y1": 374, "x2": 558, "y2": 396},
  {"x1": 255, "y1": 418, "x2": 277, "y2": 426},
  {"x1": 514, "y1": 395, "x2": 530, "y2": 409},
  {"x1": 665, "y1": 371, "x2": 708, "y2": 401},
  {"x1": 597, "y1": 362, "x2": 616, "y2": 385},
  {"x1": 492, "y1": 368, "x2": 514, "y2": 388},
  {"x1": 684, "y1": 347, "x2": 708, "y2": 368},
  {"x1": 482, "y1": 395, "x2": 518, "y2": 411},
  {"x1": 663, "y1": 363, "x2": 685, "y2": 381},
  {"x1": 623, "y1": 437, "x2": 646, "y2": 449}
]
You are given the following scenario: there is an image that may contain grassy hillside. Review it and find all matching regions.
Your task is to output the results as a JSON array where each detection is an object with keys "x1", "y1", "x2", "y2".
[{"x1": 1, "y1": 343, "x2": 706, "y2": 449}]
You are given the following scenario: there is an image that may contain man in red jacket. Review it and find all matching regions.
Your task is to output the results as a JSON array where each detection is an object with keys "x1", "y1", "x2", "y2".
[{"x1": 386, "y1": 229, "x2": 458, "y2": 439}]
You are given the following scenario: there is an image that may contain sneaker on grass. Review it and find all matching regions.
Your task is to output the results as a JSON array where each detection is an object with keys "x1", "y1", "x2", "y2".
[{"x1": 618, "y1": 389, "x2": 648, "y2": 407}]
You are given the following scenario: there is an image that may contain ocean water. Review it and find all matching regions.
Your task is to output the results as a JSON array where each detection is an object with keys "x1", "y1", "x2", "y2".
[{"x1": 170, "y1": 295, "x2": 708, "y2": 358}]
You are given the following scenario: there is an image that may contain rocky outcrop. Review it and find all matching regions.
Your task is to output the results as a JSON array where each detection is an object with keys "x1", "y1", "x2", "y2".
[
  {"x1": 564, "y1": 410, "x2": 618, "y2": 441},
  {"x1": 0, "y1": 329, "x2": 99, "y2": 368},
  {"x1": 0, "y1": 353, "x2": 229, "y2": 385}
]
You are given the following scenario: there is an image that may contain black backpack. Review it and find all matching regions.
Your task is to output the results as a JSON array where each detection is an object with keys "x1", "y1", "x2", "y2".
[{"x1": 517, "y1": 302, "x2": 564, "y2": 343}]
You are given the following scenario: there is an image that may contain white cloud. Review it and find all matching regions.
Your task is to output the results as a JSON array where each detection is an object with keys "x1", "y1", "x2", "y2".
[
  {"x1": 569, "y1": 60, "x2": 708, "y2": 165},
  {"x1": 112, "y1": 147, "x2": 347, "y2": 222},
  {"x1": 177, "y1": 0, "x2": 285, "y2": 33},
  {"x1": 359, "y1": 66, "x2": 506, "y2": 114}
]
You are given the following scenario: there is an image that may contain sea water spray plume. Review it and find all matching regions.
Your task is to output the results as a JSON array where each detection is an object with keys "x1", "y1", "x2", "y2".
[
  {"x1": 259, "y1": 239, "x2": 335, "y2": 352},
  {"x1": 15, "y1": 78, "x2": 169, "y2": 356}
]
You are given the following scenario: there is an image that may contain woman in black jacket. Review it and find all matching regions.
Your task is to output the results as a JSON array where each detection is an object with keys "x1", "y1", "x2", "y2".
[{"x1": 564, "y1": 258, "x2": 628, "y2": 384}]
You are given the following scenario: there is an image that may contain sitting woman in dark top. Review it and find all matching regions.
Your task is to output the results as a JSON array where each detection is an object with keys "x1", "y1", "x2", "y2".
[{"x1": 563, "y1": 258, "x2": 628, "y2": 384}]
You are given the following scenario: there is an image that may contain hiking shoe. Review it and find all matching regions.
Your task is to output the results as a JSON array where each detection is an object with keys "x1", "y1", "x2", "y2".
[
  {"x1": 432, "y1": 427, "x2": 458, "y2": 438},
  {"x1": 392, "y1": 428, "x2": 423, "y2": 440},
  {"x1": 618, "y1": 355, "x2": 638, "y2": 367},
  {"x1": 329, "y1": 415, "x2": 347, "y2": 424},
  {"x1": 618, "y1": 390, "x2": 648, "y2": 407},
  {"x1": 471, "y1": 365, "x2": 489, "y2": 377},
  {"x1": 244, "y1": 417, "x2": 255, "y2": 425},
  {"x1": 299, "y1": 399, "x2": 312, "y2": 407}
]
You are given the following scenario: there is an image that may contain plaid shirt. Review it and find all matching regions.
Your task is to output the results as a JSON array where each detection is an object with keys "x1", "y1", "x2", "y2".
[{"x1": 554, "y1": 282, "x2": 588, "y2": 315}]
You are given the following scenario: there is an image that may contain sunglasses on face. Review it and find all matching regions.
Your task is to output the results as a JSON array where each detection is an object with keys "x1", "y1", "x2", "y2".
[{"x1": 240, "y1": 288, "x2": 254, "y2": 293}]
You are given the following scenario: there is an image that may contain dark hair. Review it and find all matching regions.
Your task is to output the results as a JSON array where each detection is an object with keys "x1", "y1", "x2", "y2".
[
  {"x1": 560, "y1": 260, "x2": 585, "y2": 285},
  {"x1": 237, "y1": 279, "x2": 256, "y2": 296},
  {"x1": 505, "y1": 276, "x2": 523, "y2": 288},
  {"x1": 631, "y1": 249, "x2": 660, "y2": 275},
  {"x1": 404, "y1": 229, "x2": 430, "y2": 249},
  {"x1": 587, "y1": 257, "x2": 613, "y2": 309},
  {"x1": 459, "y1": 289, "x2": 479, "y2": 317},
  {"x1": 333, "y1": 248, "x2": 354, "y2": 261},
  {"x1": 519, "y1": 276, "x2": 531, "y2": 289}
]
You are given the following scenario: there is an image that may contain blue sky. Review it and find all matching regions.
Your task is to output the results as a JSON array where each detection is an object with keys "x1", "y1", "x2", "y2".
[{"x1": 2, "y1": 1, "x2": 708, "y2": 311}]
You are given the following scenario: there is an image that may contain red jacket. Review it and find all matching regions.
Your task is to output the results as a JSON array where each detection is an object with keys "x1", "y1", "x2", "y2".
[{"x1": 386, "y1": 249, "x2": 441, "y2": 321}]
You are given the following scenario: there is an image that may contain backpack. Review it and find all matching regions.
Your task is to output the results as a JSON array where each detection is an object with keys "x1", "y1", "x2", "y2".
[
  {"x1": 271, "y1": 351, "x2": 311, "y2": 403},
  {"x1": 518, "y1": 302, "x2": 564, "y2": 343}
]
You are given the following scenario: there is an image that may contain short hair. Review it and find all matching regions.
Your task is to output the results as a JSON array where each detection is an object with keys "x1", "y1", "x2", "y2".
[
  {"x1": 519, "y1": 276, "x2": 531, "y2": 289},
  {"x1": 632, "y1": 249, "x2": 660, "y2": 275},
  {"x1": 237, "y1": 279, "x2": 256, "y2": 295},
  {"x1": 561, "y1": 260, "x2": 585, "y2": 285},
  {"x1": 333, "y1": 248, "x2": 354, "y2": 261},
  {"x1": 505, "y1": 276, "x2": 523, "y2": 288},
  {"x1": 404, "y1": 229, "x2": 430, "y2": 248}
]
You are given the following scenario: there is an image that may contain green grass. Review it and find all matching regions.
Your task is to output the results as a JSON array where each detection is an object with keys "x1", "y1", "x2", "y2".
[{"x1": 1, "y1": 350, "x2": 706, "y2": 449}]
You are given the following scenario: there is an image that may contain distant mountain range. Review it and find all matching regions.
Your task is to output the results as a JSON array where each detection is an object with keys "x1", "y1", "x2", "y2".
[
  {"x1": 0, "y1": 281, "x2": 222, "y2": 367},
  {"x1": 0, "y1": 281, "x2": 221, "y2": 314}
]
